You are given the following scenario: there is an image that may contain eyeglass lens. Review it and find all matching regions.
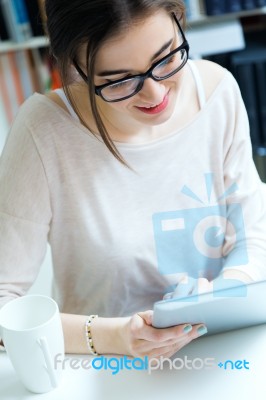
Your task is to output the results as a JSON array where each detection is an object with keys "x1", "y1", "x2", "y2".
[{"x1": 101, "y1": 47, "x2": 187, "y2": 101}]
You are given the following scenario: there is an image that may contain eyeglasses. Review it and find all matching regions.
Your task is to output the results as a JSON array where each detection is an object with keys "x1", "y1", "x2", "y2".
[{"x1": 74, "y1": 14, "x2": 189, "y2": 103}]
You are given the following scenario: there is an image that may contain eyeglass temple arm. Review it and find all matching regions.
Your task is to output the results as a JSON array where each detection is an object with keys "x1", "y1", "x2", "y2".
[
  {"x1": 73, "y1": 59, "x2": 88, "y2": 82},
  {"x1": 172, "y1": 12, "x2": 186, "y2": 43}
]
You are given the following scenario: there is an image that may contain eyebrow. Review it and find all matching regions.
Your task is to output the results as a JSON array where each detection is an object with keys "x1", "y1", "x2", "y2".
[{"x1": 96, "y1": 38, "x2": 174, "y2": 77}]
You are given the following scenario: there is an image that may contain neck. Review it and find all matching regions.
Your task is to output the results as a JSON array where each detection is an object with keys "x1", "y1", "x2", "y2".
[{"x1": 68, "y1": 64, "x2": 199, "y2": 144}]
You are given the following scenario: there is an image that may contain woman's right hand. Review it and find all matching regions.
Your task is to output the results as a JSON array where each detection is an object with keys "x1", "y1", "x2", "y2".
[
  {"x1": 116, "y1": 310, "x2": 207, "y2": 359},
  {"x1": 61, "y1": 312, "x2": 207, "y2": 357}
]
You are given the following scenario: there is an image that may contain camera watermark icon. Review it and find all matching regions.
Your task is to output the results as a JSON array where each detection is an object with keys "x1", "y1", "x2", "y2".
[{"x1": 152, "y1": 173, "x2": 248, "y2": 279}]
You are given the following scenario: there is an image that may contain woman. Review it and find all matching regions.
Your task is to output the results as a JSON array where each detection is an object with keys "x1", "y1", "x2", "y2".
[{"x1": 0, "y1": 0, "x2": 266, "y2": 358}]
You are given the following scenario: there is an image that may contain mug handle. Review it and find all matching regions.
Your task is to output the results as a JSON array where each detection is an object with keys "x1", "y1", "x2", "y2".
[{"x1": 38, "y1": 336, "x2": 58, "y2": 388}]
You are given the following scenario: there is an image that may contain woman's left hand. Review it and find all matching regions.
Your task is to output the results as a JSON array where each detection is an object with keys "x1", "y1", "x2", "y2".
[
  {"x1": 165, "y1": 270, "x2": 253, "y2": 300},
  {"x1": 164, "y1": 276, "x2": 213, "y2": 299}
]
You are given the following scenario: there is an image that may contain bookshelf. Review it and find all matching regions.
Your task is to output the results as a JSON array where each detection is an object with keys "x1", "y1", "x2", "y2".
[
  {"x1": 0, "y1": 36, "x2": 48, "y2": 53},
  {"x1": 199, "y1": 9, "x2": 266, "y2": 181},
  {"x1": 0, "y1": 5, "x2": 265, "y2": 54},
  {"x1": 0, "y1": 0, "x2": 61, "y2": 153},
  {"x1": 0, "y1": 1, "x2": 266, "y2": 180},
  {"x1": 187, "y1": 6, "x2": 266, "y2": 25}
]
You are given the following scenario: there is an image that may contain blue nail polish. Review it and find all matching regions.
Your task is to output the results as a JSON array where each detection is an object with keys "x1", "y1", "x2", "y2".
[
  {"x1": 197, "y1": 326, "x2": 208, "y2": 336},
  {"x1": 183, "y1": 324, "x2": 192, "y2": 333}
]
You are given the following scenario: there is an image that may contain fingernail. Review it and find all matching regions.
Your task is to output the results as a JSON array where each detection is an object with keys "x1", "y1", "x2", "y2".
[
  {"x1": 197, "y1": 326, "x2": 208, "y2": 336},
  {"x1": 163, "y1": 292, "x2": 173, "y2": 300},
  {"x1": 183, "y1": 324, "x2": 192, "y2": 333}
]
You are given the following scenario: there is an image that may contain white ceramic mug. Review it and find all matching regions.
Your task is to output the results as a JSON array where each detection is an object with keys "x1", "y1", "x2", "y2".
[{"x1": 0, "y1": 294, "x2": 65, "y2": 393}]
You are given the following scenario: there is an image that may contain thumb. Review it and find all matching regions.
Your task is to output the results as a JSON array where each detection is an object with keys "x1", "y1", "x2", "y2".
[{"x1": 137, "y1": 310, "x2": 153, "y2": 326}]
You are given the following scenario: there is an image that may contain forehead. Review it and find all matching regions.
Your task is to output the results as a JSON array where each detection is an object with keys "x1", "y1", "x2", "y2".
[{"x1": 94, "y1": 11, "x2": 174, "y2": 72}]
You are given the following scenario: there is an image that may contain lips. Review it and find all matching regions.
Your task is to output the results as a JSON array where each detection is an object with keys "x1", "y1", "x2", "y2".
[{"x1": 136, "y1": 93, "x2": 169, "y2": 115}]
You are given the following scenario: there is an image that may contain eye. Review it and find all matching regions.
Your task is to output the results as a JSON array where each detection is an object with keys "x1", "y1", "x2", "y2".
[
  {"x1": 108, "y1": 81, "x2": 130, "y2": 90},
  {"x1": 159, "y1": 54, "x2": 176, "y2": 66},
  {"x1": 105, "y1": 73, "x2": 133, "y2": 84}
]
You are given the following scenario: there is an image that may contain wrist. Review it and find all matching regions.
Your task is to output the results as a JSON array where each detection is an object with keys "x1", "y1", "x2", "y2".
[
  {"x1": 85, "y1": 315, "x2": 99, "y2": 355},
  {"x1": 91, "y1": 316, "x2": 131, "y2": 356}
]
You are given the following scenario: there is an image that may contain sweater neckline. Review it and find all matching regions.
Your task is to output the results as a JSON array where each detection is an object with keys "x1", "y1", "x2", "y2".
[{"x1": 34, "y1": 69, "x2": 230, "y2": 150}]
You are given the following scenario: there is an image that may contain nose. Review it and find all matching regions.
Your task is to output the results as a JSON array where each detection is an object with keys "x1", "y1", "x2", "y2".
[{"x1": 139, "y1": 77, "x2": 165, "y2": 104}]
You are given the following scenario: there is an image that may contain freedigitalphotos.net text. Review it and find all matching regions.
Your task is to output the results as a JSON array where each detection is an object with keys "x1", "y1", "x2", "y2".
[{"x1": 54, "y1": 354, "x2": 250, "y2": 375}]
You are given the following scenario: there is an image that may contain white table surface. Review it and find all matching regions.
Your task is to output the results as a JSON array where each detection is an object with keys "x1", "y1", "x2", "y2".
[{"x1": 1, "y1": 324, "x2": 266, "y2": 400}]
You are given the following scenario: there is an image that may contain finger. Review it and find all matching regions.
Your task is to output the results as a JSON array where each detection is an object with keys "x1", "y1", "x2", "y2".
[
  {"x1": 163, "y1": 291, "x2": 174, "y2": 300},
  {"x1": 152, "y1": 344, "x2": 188, "y2": 360},
  {"x1": 132, "y1": 326, "x2": 193, "y2": 353},
  {"x1": 165, "y1": 336, "x2": 193, "y2": 355},
  {"x1": 195, "y1": 278, "x2": 213, "y2": 295},
  {"x1": 171, "y1": 276, "x2": 197, "y2": 298},
  {"x1": 131, "y1": 323, "x2": 205, "y2": 355},
  {"x1": 147, "y1": 324, "x2": 208, "y2": 359},
  {"x1": 149, "y1": 337, "x2": 193, "y2": 358},
  {"x1": 133, "y1": 322, "x2": 194, "y2": 343},
  {"x1": 131, "y1": 311, "x2": 192, "y2": 342},
  {"x1": 137, "y1": 310, "x2": 153, "y2": 326}
]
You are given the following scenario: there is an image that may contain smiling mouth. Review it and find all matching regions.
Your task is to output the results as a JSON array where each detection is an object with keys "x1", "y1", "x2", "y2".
[{"x1": 136, "y1": 92, "x2": 169, "y2": 115}]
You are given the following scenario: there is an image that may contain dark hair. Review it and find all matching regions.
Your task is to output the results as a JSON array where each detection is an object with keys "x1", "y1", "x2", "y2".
[{"x1": 45, "y1": 0, "x2": 186, "y2": 165}]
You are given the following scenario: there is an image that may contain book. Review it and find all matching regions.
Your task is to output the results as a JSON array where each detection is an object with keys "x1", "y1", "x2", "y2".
[
  {"x1": 188, "y1": 0, "x2": 205, "y2": 20},
  {"x1": 186, "y1": 19, "x2": 245, "y2": 58},
  {"x1": 255, "y1": 0, "x2": 266, "y2": 6},
  {"x1": 0, "y1": 51, "x2": 10, "y2": 153},
  {"x1": 7, "y1": 51, "x2": 24, "y2": 105},
  {"x1": 12, "y1": 0, "x2": 32, "y2": 39},
  {"x1": 0, "y1": 0, "x2": 32, "y2": 42},
  {"x1": 14, "y1": 50, "x2": 35, "y2": 99},
  {"x1": 255, "y1": 62, "x2": 266, "y2": 146},
  {"x1": 44, "y1": 54, "x2": 61, "y2": 91},
  {"x1": 0, "y1": 7, "x2": 9, "y2": 40},
  {"x1": 241, "y1": 0, "x2": 256, "y2": 10},
  {"x1": 30, "y1": 48, "x2": 47, "y2": 93},
  {"x1": 0, "y1": 52, "x2": 21, "y2": 121},
  {"x1": 37, "y1": 0, "x2": 46, "y2": 32},
  {"x1": 24, "y1": 0, "x2": 44, "y2": 37},
  {"x1": 204, "y1": 0, "x2": 226, "y2": 15},
  {"x1": 231, "y1": 59, "x2": 261, "y2": 148},
  {"x1": 184, "y1": 0, "x2": 192, "y2": 19},
  {"x1": 1, "y1": 0, "x2": 23, "y2": 42},
  {"x1": 225, "y1": 0, "x2": 243, "y2": 13}
]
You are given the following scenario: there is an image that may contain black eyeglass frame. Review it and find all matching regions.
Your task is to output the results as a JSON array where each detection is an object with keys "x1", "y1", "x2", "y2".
[{"x1": 73, "y1": 14, "x2": 189, "y2": 103}]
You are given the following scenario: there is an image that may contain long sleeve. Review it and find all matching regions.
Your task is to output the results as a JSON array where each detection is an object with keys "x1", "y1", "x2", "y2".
[
  {"x1": 221, "y1": 76, "x2": 266, "y2": 281},
  {"x1": 0, "y1": 109, "x2": 52, "y2": 309}
]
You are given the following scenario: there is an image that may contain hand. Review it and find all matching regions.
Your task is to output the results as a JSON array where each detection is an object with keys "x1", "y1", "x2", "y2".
[
  {"x1": 165, "y1": 270, "x2": 252, "y2": 300},
  {"x1": 120, "y1": 310, "x2": 207, "y2": 359},
  {"x1": 164, "y1": 276, "x2": 213, "y2": 299}
]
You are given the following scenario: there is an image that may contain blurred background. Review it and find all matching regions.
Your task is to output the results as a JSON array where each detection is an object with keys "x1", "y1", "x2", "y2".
[
  {"x1": 0, "y1": 0, "x2": 266, "y2": 295},
  {"x1": 1, "y1": 0, "x2": 266, "y2": 178}
]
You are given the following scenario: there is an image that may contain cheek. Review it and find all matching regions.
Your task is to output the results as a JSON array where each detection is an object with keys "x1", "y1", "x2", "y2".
[
  {"x1": 110, "y1": 99, "x2": 136, "y2": 112},
  {"x1": 167, "y1": 73, "x2": 182, "y2": 88},
  {"x1": 174, "y1": 68, "x2": 186, "y2": 85}
]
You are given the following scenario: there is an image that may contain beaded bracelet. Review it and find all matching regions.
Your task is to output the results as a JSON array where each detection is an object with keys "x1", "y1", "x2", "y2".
[{"x1": 85, "y1": 315, "x2": 99, "y2": 355}]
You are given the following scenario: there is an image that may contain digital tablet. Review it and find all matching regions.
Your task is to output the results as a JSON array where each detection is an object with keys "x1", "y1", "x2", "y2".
[{"x1": 152, "y1": 279, "x2": 266, "y2": 335}]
